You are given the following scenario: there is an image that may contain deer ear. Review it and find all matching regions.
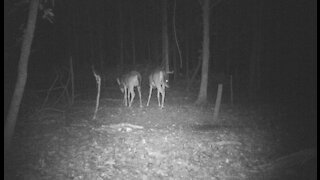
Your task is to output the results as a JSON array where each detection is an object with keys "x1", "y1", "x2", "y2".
[{"x1": 116, "y1": 78, "x2": 120, "y2": 85}]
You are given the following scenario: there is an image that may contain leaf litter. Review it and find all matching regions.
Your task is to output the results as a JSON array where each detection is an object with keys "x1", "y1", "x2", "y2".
[{"x1": 5, "y1": 91, "x2": 310, "y2": 180}]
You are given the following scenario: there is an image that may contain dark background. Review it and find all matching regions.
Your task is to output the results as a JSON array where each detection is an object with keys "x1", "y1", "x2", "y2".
[{"x1": 4, "y1": 0, "x2": 317, "y2": 125}]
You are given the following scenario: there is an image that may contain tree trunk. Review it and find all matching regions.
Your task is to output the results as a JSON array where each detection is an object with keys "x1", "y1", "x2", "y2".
[
  {"x1": 195, "y1": 0, "x2": 210, "y2": 105},
  {"x1": 5, "y1": 0, "x2": 39, "y2": 154},
  {"x1": 119, "y1": 0, "x2": 124, "y2": 71},
  {"x1": 172, "y1": 45, "x2": 177, "y2": 80},
  {"x1": 183, "y1": 4, "x2": 190, "y2": 79},
  {"x1": 69, "y1": 57, "x2": 74, "y2": 105},
  {"x1": 162, "y1": 0, "x2": 169, "y2": 71},
  {"x1": 131, "y1": 14, "x2": 136, "y2": 67},
  {"x1": 68, "y1": 1, "x2": 80, "y2": 91},
  {"x1": 185, "y1": 34, "x2": 190, "y2": 79},
  {"x1": 147, "y1": 39, "x2": 151, "y2": 62},
  {"x1": 71, "y1": 1, "x2": 80, "y2": 74}
]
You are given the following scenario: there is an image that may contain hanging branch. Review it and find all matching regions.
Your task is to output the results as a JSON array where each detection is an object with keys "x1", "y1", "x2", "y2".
[
  {"x1": 92, "y1": 66, "x2": 101, "y2": 120},
  {"x1": 173, "y1": 0, "x2": 182, "y2": 68}
]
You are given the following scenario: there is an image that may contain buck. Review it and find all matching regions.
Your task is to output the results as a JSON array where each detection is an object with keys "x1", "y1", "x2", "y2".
[
  {"x1": 116, "y1": 71, "x2": 142, "y2": 107},
  {"x1": 146, "y1": 68, "x2": 173, "y2": 108}
]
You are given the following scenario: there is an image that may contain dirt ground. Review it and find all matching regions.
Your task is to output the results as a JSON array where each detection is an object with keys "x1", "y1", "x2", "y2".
[{"x1": 4, "y1": 87, "x2": 317, "y2": 180}]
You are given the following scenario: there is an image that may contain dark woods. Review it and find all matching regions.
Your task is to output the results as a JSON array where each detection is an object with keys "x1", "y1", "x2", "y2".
[{"x1": 4, "y1": 0, "x2": 316, "y2": 118}]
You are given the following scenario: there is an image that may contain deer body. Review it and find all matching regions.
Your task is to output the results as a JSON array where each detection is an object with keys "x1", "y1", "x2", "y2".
[
  {"x1": 146, "y1": 68, "x2": 170, "y2": 108},
  {"x1": 117, "y1": 71, "x2": 142, "y2": 107}
]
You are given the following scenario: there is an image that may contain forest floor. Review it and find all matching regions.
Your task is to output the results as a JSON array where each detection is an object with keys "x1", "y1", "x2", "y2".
[{"x1": 5, "y1": 86, "x2": 317, "y2": 180}]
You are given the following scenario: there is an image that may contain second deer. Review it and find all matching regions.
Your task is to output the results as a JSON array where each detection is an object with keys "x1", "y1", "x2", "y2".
[
  {"x1": 146, "y1": 68, "x2": 173, "y2": 108},
  {"x1": 116, "y1": 71, "x2": 142, "y2": 107}
]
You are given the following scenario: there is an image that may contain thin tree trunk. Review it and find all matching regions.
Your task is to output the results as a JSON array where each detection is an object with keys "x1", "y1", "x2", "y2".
[
  {"x1": 185, "y1": 34, "x2": 190, "y2": 79},
  {"x1": 72, "y1": 1, "x2": 79, "y2": 74},
  {"x1": 131, "y1": 14, "x2": 136, "y2": 67},
  {"x1": 162, "y1": 0, "x2": 169, "y2": 71},
  {"x1": 195, "y1": 0, "x2": 210, "y2": 105},
  {"x1": 69, "y1": 56, "x2": 74, "y2": 105},
  {"x1": 147, "y1": 39, "x2": 151, "y2": 62},
  {"x1": 5, "y1": 0, "x2": 39, "y2": 154},
  {"x1": 173, "y1": 0, "x2": 182, "y2": 69},
  {"x1": 172, "y1": 45, "x2": 177, "y2": 80},
  {"x1": 119, "y1": 0, "x2": 124, "y2": 72},
  {"x1": 249, "y1": 0, "x2": 263, "y2": 100},
  {"x1": 184, "y1": 4, "x2": 190, "y2": 79},
  {"x1": 69, "y1": 1, "x2": 79, "y2": 91}
]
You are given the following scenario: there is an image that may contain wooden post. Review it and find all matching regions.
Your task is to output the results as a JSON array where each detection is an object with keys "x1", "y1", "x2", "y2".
[
  {"x1": 213, "y1": 84, "x2": 223, "y2": 121},
  {"x1": 92, "y1": 66, "x2": 101, "y2": 120}
]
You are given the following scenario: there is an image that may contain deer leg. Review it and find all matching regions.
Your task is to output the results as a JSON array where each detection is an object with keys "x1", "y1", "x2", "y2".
[
  {"x1": 128, "y1": 91, "x2": 131, "y2": 107},
  {"x1": 127, "y1": 89, "x2": 130, "y2": 107},
  {"x1": 137, "y1": 86, "x2": 142, "y2": 107},
  {"x1": 124, "y1": 88, "x2": 128, "y2": 106},
  {"x1": 147, "y1": 85, "x2": 153, "y2": 106},
  {"x1": 129, "y1": 89, "x2": 135, "y2": 107},
  {"x1": 161, "y1": 88, "x2": 165, "y2": 109},
  {"x1": 157, "y1": 88, "x2": 161, "y2": 107}
]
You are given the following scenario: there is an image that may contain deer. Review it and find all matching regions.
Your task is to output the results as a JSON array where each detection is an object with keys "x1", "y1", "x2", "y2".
[
  {"x1": 116, "y1": 71, "x2": 142, "y2": 107},
  {"x1": 146, "y1": 68, "x2": 173, "y2": 109}
]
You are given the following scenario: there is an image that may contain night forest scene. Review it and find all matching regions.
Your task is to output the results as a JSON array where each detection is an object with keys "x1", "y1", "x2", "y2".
[{"x1": 4, "y1": 0, "x2": 317, "y2": 179}]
